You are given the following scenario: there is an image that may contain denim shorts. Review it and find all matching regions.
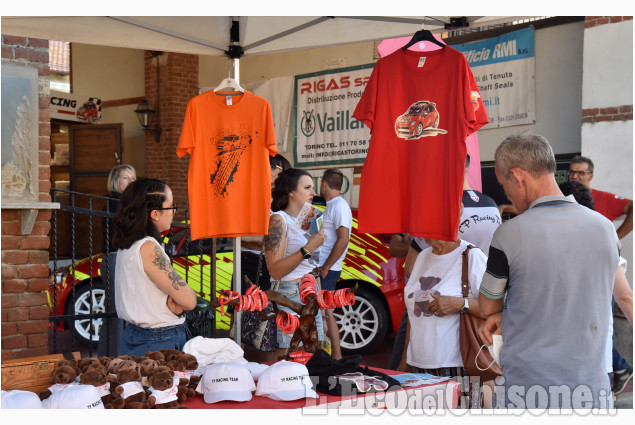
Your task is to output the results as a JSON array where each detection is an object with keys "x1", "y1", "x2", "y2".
[
  {"x1": 275, "y1": 281, "x2": 324, "y2": 349},
  {"x1": 320, "y1": 269, "x2": 341, "y2": 292},
  {"x1": 120, "y1": 321, "x2": 189, "y2": 357}
]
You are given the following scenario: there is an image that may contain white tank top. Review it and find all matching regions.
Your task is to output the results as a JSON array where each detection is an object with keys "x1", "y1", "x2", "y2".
[
  {"x1": 273, "y1": 211, "x2": 319, "y2": 281},
  {"x1": 115, "y1": 236, "x2": 185, "y2": 328}
]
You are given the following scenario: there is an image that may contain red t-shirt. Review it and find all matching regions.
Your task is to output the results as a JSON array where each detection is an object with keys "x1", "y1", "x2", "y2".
[
  {"x1": 353, "y1": 47, "x2": 489, "y2": 241},
  {"x1": 177, "y1": 90, "x2": 277, "y2": 240},
  {"x1": 592, "y1": 189, "x2": 630, "y2": 222}
]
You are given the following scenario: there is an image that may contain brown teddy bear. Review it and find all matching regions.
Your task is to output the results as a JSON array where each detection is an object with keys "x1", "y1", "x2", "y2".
[
  {"x1": 112, "y1": 362, "x2": 155, "y2": 409},
  {"x1": 106, "y1": 357, "x2": 129, "y2": 386},
  {"x1": 146, "y1": 365, "x2": 194, "y2": 402},
  {"x1": 178, "y1": 353, "x2": 201, "y2": 390},
  {"x1": 167, "y1": 354, "x2": 200, "y2": 391},
  {"x1": 146, "y1": 369, "x2": 188, "y2": 409},
  {"x1": 160, "y1": 349, "x2": 181, "y2": 363},
  {"x1": 139, "y1": 358, "x2": 160, "y2": 390},
  {"x1": 118, "y1": 355, "x2": 137, "y2": 361},
  {"x1": 38, "y1": 364, "x2": 81, "y2": 400},
  {"x1": 57, "y1": 359, "x2": 79, "y2": 369},
  {"x1": 80, "y1": 366, "x2": 114, "y2": 408},
  {"x1": 107, "y1": 357, "x2": 125, "y2": 374},
  {"x1": 98, "y1": 356, "x2": 113, "y2": 369},
  {"x1": 145, "y1": 351, "x2": 166, "y2": 363},
  {"x1": 78, "y1": 357, "x2": 103, "y2": 374}
]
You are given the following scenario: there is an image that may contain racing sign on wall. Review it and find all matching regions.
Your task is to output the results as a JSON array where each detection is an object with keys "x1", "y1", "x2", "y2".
[
  {"x1": 293, "y1": 64, "x2": 373, "y2": 167},
  {"x1": 450, "y1": 27, "x2": 536, "y2": 129},
  {"x1": 50, "y1": 90, "x2": 102, "y2": 123}
]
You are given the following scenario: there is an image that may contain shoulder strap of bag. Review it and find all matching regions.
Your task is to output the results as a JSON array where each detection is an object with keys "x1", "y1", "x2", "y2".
[
  {"x1": 269, "y1": 213, "x2": 289, "y2": 292},
  {"x1": 255, "y1": 241, "x2": 265, "y2": 288},
  {"x1": 461, "y1": 244, "x2": 475, "y2": 298}
]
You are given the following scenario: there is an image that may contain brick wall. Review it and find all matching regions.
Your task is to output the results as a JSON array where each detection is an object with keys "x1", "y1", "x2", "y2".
[
  {"x1": 582, "y1": 105, "x2": 634, "y2": 124},
  {"x1": 1, "y1": 35, "x2": 52, "y2": 360},
  {"x1": 585, "y1": 16, "x2": 632, "y2": 28},
  {"x1": 582, "y1": 17, "x2": 634, "y2": 125},
  {"x1": 143, "y1": 52, "x2": 198, "y2": 215}
]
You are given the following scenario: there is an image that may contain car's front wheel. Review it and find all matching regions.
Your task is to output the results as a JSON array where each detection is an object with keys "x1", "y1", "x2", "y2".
[
  {"x1": 416, "y1": 123, "x2": 424, "y2": 136},
  {"x1": 334, "y1": 285, "x2": 389, "y2": 355},
  {"x1": 64, "y1": 281, "x2": 106, "y2": 346}
]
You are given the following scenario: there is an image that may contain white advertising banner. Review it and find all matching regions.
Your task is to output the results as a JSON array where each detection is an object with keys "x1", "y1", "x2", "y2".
[
  {"x1": 293, "y1": 64, "x2": 374, "y2": 167},
  {"x1": 450, "y1": 26, "x2": 536, "y2": 129},
  {"x1": 243, "y1": 77, "x2": 294, "y2": 153}
]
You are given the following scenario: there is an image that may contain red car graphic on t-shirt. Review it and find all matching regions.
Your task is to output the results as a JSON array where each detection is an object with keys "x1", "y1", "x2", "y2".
[{"x1": 395, "y1": 101, "x2": 447, "y2": 139}]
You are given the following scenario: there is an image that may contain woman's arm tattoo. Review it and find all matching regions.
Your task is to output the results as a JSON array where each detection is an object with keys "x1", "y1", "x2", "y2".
[
  {"x1": 152, "y1": 246, "x2": 187, "y2": 290},
  {"x1": 152, "y1": 246, "x2": 170, "y2": 271},
  {"x1": 168, "y1": 270, "x2": 187, "y2": 290},
  {"x1": 265, "y1": 215, "x2": 283, "y2": 254}
]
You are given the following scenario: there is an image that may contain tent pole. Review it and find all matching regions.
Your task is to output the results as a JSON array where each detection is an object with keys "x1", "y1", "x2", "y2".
[
  {"x1": 231, "y1": 58, "x2": 240, "y2": 82},
  {"x1": 231, "y1": 56, "x2": 242, "y2": 346}
]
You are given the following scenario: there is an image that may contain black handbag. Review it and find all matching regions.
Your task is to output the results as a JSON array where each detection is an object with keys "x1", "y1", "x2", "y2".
[{"x1": 240, "y1": 246, "x2": 279, "y2": 352}]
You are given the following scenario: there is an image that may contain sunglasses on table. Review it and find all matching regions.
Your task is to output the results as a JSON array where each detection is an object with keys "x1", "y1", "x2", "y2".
[{"x1": 338, "y1": 373, "x2": 389, "y2": 392}]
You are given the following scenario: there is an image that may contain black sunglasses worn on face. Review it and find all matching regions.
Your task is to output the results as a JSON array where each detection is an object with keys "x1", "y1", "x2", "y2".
[{"x1": 153, "y1": 203, "x2": 178, "y2": 212}]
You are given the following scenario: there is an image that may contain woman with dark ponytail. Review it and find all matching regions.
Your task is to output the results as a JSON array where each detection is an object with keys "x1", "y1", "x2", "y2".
[
  {"x1": 112, "y1": 177, "x2": 197, "y2": 356},
  {"x1": 265, "y1": 168, "x2": 326, "y2": 360}
]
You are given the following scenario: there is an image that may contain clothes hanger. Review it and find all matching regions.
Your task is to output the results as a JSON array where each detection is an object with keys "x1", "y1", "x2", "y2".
[
  {"x1": 213, "y1": 74, "x2": 244, "y2": 95},
  {"x1": 402, "y1": 24, "x2": 445, "y2": 51}
]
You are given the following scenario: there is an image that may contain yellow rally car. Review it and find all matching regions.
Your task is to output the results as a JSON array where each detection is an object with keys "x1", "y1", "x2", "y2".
[{"x1": 48, "y1": 209, "x2": 406, "y2": 355}]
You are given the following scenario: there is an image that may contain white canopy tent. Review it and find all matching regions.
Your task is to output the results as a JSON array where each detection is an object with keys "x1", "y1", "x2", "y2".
[
  {"x1": 2, "y1": 16, "x2": 536, "y2": 57},
  {"x1": 3, "y1": 15, "x2": 536, "y2": 343}
]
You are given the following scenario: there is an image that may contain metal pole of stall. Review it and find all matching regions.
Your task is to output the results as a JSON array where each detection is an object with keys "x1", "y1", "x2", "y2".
[{"x1": 231, "y1": 56, "x2": 242, "y2": 346}]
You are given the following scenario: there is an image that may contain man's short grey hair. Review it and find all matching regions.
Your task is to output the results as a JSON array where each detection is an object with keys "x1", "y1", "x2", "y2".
[
  {"x1": 494, "y1": 132, "x2": 557, "y2": 178},
  {"x1": 570, "y1": 155, "x2": 594, "y2": 174}
]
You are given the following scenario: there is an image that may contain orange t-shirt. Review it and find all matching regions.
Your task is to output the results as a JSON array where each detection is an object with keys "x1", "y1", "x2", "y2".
[{"x1": 177, "y1": 90, "x2": 277, "y2": 240}]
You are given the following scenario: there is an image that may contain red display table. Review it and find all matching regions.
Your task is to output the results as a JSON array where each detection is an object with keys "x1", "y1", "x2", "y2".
[{"x1": 183, "y1": 366, "x2": 460, "y2": 410}]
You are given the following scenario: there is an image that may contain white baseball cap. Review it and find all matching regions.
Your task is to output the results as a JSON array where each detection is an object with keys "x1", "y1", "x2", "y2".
[
  {"x1": 40, "y1": 384, "x2": 104, "y2": 409},
  {"x1": 245, "y1": 362, "x2": 269, "y2": 381},
  {"x1": 255, "y1": 360, "x2": 319, "y2": 401},
  {"x1": 197, "y1": 362, "x2": 255, "y2": 404},
  {"x1": 1, "y1": 390, "x2": 43, "y2": 409}
]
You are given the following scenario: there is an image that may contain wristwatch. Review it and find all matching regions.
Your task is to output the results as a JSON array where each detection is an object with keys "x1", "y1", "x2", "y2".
[
  {"x1": 461, "y1": 297, "x2": 469, "y2": 314},
  {"x1": 300, "y1": 246, "x2": 312, "y2": 259}
]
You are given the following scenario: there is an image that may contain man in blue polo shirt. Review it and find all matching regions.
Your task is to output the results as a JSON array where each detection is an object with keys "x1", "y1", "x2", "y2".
[{"x1": 478, "y1": 132, "x2": 620, "y2": 410}]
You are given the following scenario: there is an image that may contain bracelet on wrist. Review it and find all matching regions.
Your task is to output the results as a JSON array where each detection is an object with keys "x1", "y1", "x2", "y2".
[{"x1": 300, "y1": 246, "x2": 312, "y2": 260}]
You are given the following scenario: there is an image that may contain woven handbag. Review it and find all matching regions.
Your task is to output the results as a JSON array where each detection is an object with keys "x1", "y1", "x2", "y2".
[{"x1": 458, "y1": 245, "x2": 502, "y2": 382}]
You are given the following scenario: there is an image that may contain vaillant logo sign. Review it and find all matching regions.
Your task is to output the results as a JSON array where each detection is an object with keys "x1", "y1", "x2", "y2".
[
  {"x1": 301, "y1": 110, "x2": 316, "y2": 137},
  {"x1": 294, "y1": 64, "x2": 374, "y2": 167}
]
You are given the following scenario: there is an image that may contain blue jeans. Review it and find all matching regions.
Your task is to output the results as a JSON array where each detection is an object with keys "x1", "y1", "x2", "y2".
[
  {"x1": 275, "y1": 281, "x2": 324, "y2": 348},
  {"x1": 120, "y1": 321, "x2": 189, "y2": 357},
  {"x1": 612, "y1": 297, "x2": 630, "y2": 371},
  {"x1": 320, "y1": 269, "x2": 341, "y2": 291}
]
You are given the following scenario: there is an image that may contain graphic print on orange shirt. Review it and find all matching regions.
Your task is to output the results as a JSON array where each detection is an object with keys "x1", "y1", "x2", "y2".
[{"x1": 210, "y1": 127, "x2": 254, "y2": 198}]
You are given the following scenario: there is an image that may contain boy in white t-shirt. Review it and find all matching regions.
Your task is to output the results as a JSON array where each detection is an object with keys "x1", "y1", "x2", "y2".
[{"x1": 318, "y1": 169, "x2": 353, "y2": 360}]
